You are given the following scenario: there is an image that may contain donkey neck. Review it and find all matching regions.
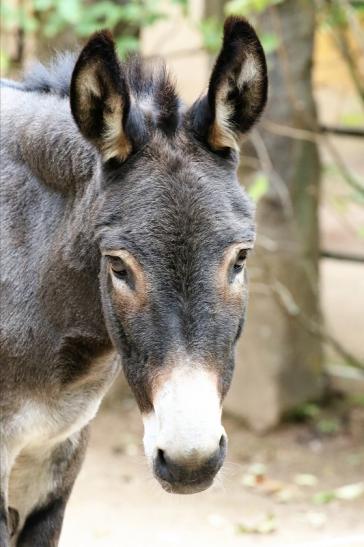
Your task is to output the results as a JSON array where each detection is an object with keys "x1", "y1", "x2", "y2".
[
  {"x1": 1, "y1": 86, "x2": 96, "y2": 192},
  {"x1": 1, "y1": 86, "x2": 112, "y2": 355},
  {"x1": 1, "y1": 84, "x2": 105, "y2": 285}
]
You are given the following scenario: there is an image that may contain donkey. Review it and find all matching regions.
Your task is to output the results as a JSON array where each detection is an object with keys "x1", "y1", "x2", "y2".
[{"x1": 0, "y1": 16, "x2": 267, "y2": 546}]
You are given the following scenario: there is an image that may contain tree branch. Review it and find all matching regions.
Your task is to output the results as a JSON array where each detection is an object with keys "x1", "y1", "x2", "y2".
[
  {"x1": 272, "y1": 280, "x2": 364, "y2": 371},
  {"x1": 261, "y1": 120, "x2": 364, "y2": 196},
  {"x1": 321, "y1": 250, "x2": 364, "y2": 263},
  {"x1": 320, "y1": 125, "x2": 364, "y2": 138}
]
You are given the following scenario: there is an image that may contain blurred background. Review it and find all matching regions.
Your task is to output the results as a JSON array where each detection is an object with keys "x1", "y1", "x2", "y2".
[{"x1": 1, "y1": 0, "x2": 363, "y2": 545}]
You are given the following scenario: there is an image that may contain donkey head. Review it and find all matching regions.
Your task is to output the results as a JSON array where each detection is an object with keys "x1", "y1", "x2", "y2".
[{"x1": 70, "y1": 17, "x2": 267, "y2": 494}]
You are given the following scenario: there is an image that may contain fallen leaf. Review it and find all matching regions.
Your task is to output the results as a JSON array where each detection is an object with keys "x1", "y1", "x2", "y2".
[
  {"x1": 304, "y1": 511, "x2": 327, "y2": 529},
  {"x1": 241, "y1": 463, "x2": 267, "y2": 488},
  {"x1": 335, "y1": 482, "x2": 364, "y2": 501},
  {"x1": 312, "y1": 490, "x2": 336, "y2": 505},
  {"x1": 236, "y1": 513, "x2": 277, "y2": 535},
  {"x1": 249, "y1": 462, "x2": 267, "y2": 480},
  {"x1": 260, "y1": 479, "x2": 286, "y2": 495},
  {"x1": 294, "y1": 473, "x2": 318, "y2": 487},
  {"x1": 276, "y1": 486, "x2": 302, "y2": 504},
  {"x1": 241, "y1": 474, "x2": 259, "y2": 488},
  {"x1": 313, "y1": 482, "x2": 364, "y2": 504}
]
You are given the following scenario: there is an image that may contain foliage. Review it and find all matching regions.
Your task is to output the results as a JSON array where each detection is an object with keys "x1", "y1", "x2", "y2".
[
  {"x1": 237, "y1": 513, "x2": 277, "y2": 535},
  {"x1": 197, "y1": 0, "x2": 283, "y2": 54},
  {"x1": 313, "y1": 482, "x2": 364, "y2": 504},
  {"x1": 1, "y1": 0, "x2": 284, "y2": 78},
  {"x1": 315, "y1": 0, "x2": 364, "y2": 105},
  {"x1": 225, "y1": 0, "x2": 283, "y2": 16},
  {"x1": 1, "y1": 0, "x2": 168, "y2": 57},
  {"x1": 198, "y1": 17, "x2": 223, "y2": 53},
  {"x1": 248, "y1": 173, "x2": 269, "y2": 202}
]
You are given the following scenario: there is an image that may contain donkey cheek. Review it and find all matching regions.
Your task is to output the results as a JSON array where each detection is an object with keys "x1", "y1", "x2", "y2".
[{"x1": 111, "y1": 287, "x2": 147, "y2": 315}]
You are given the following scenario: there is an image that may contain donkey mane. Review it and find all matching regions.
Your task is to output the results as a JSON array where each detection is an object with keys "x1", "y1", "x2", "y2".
[
  {"x1": 20, "y1": 49, "x2": 181, "y2": 135},
  {"x1": 1, "y1": 47, "x2": 182, "y2": 193},
  {"x1": 22, "y1": 51, "x2": 78, "y2": 97}
]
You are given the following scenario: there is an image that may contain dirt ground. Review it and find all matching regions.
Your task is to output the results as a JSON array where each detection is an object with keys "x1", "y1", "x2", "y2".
[{"x1": 60, "y1": 395, "x2": 364, "y2": 547}]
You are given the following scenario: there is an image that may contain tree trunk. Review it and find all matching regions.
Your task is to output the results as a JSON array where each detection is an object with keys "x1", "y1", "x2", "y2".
[{"x1": 226, "y1": 0, "x2": 324, "y2": 431}]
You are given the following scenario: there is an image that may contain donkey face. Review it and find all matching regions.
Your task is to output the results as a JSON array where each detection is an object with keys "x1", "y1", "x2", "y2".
[{"x1": 71, "y1": 17, "x2": 267, "y2": 494}]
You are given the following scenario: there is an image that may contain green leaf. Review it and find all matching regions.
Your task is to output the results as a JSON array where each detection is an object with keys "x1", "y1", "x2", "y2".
[
  {"x1": 57, "y1": 0, "x2": 82, "y2": 25},
  {"x1": 120, "y1": 3, "x2": 145, "y2": 22},
  {"x1": 339, "y1": 111, "x2": 364, "y2": 127},
  {"x1": 317, "y1": 418, "x2": 340, "y2": 435},
  {"x1": 237, "y1": 513, "x2": 277, "y2": 535},
  {"x1": 225, "y1": 0, "x2": 283, "y2": 16},
  {"x1": 1, "y1": 5, "x2": 21, "y2": 29},
  {"x1": 358, "y1": 226, "x2": 364, "y2": 239},
  {"x1": 0, "y1": 49, "x2": 10, "y2": 75},
  {"x1": 18, "y1": 10, "x2": 39, "y2": 33},
  {"x1": 289, "y1": 402, "x2": 320, "y2": 422},
  {"x1": 313, "y1": 482, "x2": 364, "y2": 504},
  {"x1": 198, "y1": 17, "x2": 223, "y2": 54},
  {"x1": 294, "y1": 473, "x2": 318, "y2": 487},
  {"x1": 260, "y1": 32, "x2": 279, "y2": 54},
  {"x1": 349, "y1": 394, "x2": 364, "y2": 406},
  {"x1": 116, "y1": 35, "x2": 140, "y2": 57},
  {"x1": 313, "y1": 490, "x2": 336, "y2": 505},
  {"x1": 33, "y1": 0, "x2": 54, "y2": 11},
  {"x1": 43, "y1": 12, "x2": 67, "y2": 37},
  {"x1": 170, "y1": 0, "x2": 188, "y2": 15},
  {"x1": 335, "y1": 482, "x2": 364, "y2": 500},
  {"x1": 248, "y1": 173, "x2": 269, "y2": 202}
]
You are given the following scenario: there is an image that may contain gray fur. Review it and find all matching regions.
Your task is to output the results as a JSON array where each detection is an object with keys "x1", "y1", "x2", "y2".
[
  {"x1": 22, "y1": 52, "x2": 77, "y2": 97},
  {"x1": 0, "y1": 18, "x2": 266, "y2": 545}
]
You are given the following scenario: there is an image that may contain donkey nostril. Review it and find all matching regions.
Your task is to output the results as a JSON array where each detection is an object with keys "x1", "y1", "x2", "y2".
[
  {"x1": 157, "y1": 448, "x2": 166, "y2": 467},
  {"x1": 155, "y1": 448, "x2": 174, "y2": 483},
  {"x1": 218, "y1": 434, "x2": 227, "y2": 462}
]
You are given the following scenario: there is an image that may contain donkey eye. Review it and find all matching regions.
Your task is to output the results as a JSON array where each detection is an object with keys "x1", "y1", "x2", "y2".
[
  {"x1": 107, "y1": 256, "x2": 129, "y2": 281},
  {"x1": 233, "y1": 249, "x2": 248, "y2": 274}
]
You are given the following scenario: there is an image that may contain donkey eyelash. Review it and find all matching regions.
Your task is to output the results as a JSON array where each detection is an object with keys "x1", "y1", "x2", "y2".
[
  {"x1": 237, "y1": 249, "x2": 248, "y2": 261},
  {"x1": 106, "y1": 255, "x2": 130, "y2": 283},
  {"x1": 232, "y1": 249, "x2": 249, "y2": 275}
]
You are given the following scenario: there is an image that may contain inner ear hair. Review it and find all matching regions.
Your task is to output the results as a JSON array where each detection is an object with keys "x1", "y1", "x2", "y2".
[
  {"x1": 70, "y1": 30, "x2": 132, "y2": 162},
  {"x1": 190, "y1": 17, "x2": 268, "y2": 153}
]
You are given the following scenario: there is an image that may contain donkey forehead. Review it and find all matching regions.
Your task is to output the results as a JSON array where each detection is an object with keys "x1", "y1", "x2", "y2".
[{"x1": 97, "y1": 140, "x2": 255, "y2": 249}]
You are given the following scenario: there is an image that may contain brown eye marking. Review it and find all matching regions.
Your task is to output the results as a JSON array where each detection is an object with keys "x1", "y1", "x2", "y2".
[
  {"x1": 217, "y1": 243, "x2": 252, "y2": 302},
  {"x1": 102, "y1": 249, "x2": 149, "y2": 309}
]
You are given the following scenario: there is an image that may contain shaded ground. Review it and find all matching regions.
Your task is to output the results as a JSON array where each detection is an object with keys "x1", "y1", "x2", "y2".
[{"x1": 60, "y1": 394, "x2": 364, "y2": 547}]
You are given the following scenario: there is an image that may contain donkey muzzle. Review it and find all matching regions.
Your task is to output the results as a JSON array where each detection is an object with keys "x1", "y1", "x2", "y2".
[
  {"x1": 153, "y1": 434, "x2": 227, "y2": 494},
  {"x1": 143, "y1": 364, "x2": 226, "y2": 494}
]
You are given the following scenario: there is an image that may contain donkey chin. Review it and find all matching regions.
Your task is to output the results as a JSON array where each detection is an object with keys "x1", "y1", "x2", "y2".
[{"x1": 142, "y1": 366, "x2": 227, "y2": 494}]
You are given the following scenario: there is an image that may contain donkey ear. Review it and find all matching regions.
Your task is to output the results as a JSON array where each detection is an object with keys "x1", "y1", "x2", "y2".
[
  {"x1": 190, "y1": 17, "x2": 267, "y2": 153},
  {"x1": 70, "y1": 31, "x2": 132, "y2": 162}
]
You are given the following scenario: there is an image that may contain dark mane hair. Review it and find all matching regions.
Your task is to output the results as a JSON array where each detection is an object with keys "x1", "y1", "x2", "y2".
[
  {"x1": 21, "y1": 52, "x2": 78, "y2": 97},
  {"x1": 15, "y1": 46, "x2": 181, "y2": 137},
  {"x1": 19, "y1": 49, "x2": 179, "y2": 108}
]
